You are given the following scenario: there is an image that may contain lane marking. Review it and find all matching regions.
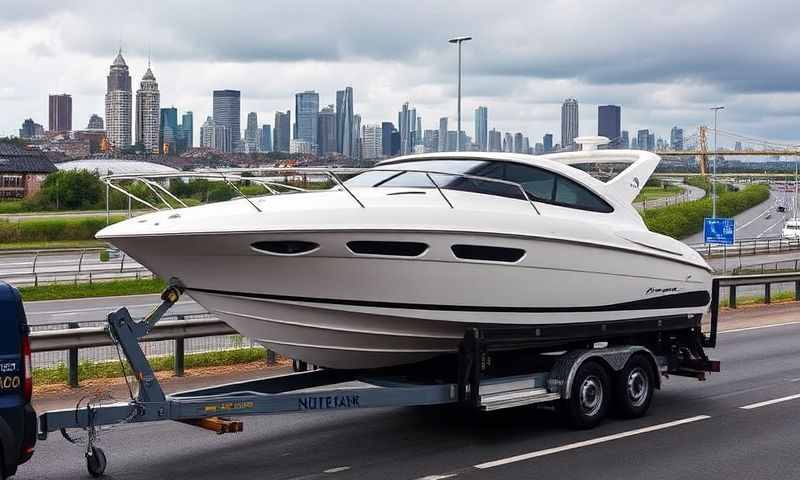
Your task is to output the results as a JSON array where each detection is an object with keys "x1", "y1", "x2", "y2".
[
  {"x1": 416, "y1": 475, "x2": 458, "y2": 480},
  {"x1": 736, "y1": 204, "x2": 775, "y2": 231},
  {"x1": 473, "y1": 415, "x2": 710, "y2": 470},
  {"x1": 720, "y1": 320, "x2": 800, "y2": 334},
  {"x1": 740, "y1": 393, "x2": 800, "y2": 410},
  {"x1": 323, "y1": 466, "x2": 351, "y2": 474}
]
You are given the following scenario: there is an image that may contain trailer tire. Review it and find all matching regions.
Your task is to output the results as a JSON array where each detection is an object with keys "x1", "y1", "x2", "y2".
[
  {"x1": 86, "y1": 446, "x2": 107, "y2": 478},
  {"x1": 614, "y1": 354, "x2": 654, "y2": 419},
  {"x1": 563, "y1": 360, "x2": 611, "y2": 429}
]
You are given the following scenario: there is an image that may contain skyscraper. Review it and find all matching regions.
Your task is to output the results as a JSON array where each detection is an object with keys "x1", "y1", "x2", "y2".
[
  {"x1": 352, "y1": 114, "x2": 362, "y2": 163},
  {"x1": 336, "y1": 87, "x2": 354, "y2": 157},
  {"x1": 87, "y1": 114, "x2": 104, "y2": 130},
  {"x1": 381, "y1": 122, "x2": 395, "y2": 157},
  {"x1": 274, "y1": 110, "x2": 290, "y2": 153},
  {"x1": 670, "y1": 126, "x2": 684, "y2": 151},
  {"x1": 637, "y1": 129, "x2": 651, "y2": 151},
  {"x1": 361, "y1": 124, "x2": 383, "y2": 161},
  {"x1": 295, "y1": 91, "x2": 319, "y2": 153},
  {"x1": 135, "y1": 64, "x2": 160, "y2": 153},
  {"x1": 200, "y1": 116, "x2": 227, "y2": 152},
  {"x1": 438, "y1": 117, "x2": 448, "y2": 152},
  {"x1": 621, "y1": 130, "x2": 630, "y2": 149},
  {"x1": 423, "y1": 130, "x2": 439, "y2": 153},
  {"x1": 543, "y1": 133, "x2": 553, "y2": 152},
  {"x1": 212, "y1": 90, "x2": 241, "y2": 152},
  {"x1": 648, "y1": 132, "x2": 655, "y2": 151},
  {"x1": 474, "y1": 106, "x2": 488, "y2": 151},
  {"x1": 560, "y1": 98, "x2": 579, "y2": 150},
  {"x1": 399, "y1": 103, "x2": 413, "y2": 155},
  {"x1": 105, "y1": 50, "x2": 132, "y2": 149},
  {"x1": 488, "y1": 129, "x2": 502, "y2": 152},
  {"x1": 180, "y1": 112, "x2": 193, "y2": 152},
  {"x1": 513, "y1": 133, "x2": 524, "y2": 153},
  {"x1": 160, "y1": 107, "x2": 178, "y2": 154},
  {"x1": 260, "y1": 124, "x2": 272, "y2": 152},
  {"x1": 317, "y1": 105, "x2": 337, "y2": 156},
  {"x1": 19, "y1": 119, "x2": 44, "y2": 139},
  {"x1": 597, "y1": 105, "x2": 621, "y2": 147},
  {"x1": 244, "y1": 112, "x2": 259, "y2": 153},
  {"x1": 48, "y1": 94, "x2": 72, "y2": 132},
  {"x1": 503, "y1": 132, "x2": 513, "y2": 153}
]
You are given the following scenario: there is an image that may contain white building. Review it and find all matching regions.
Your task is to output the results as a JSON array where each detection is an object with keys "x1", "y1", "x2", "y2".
[
  {"x1": 290, "y1": 139, "x2": 312, "y2": 154},
  {"x1": 135, "y1": 64, "x2": 160, "y2": 153},
  {"x1": 105, "y1": 51, "x2": 132, "y2": 149},
  {"x1": 200, "y1": 116, "x2": 227, "y2": 152},
  {"x1": 361, "y1": 124, "x2": 383, "y2": 160}
]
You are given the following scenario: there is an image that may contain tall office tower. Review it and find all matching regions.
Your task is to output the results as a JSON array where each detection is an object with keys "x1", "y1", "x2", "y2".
[
  {"x1": 336, "y1": 87, "x2": 354, "y2": 157},
  {"x1": 621, "y1": 130, "x2": 630, "y2": 149},
  {"x1": 488, "y1": 129, "x2": 502, "y2": 152},
  {"x1": 105, "y1": 50, "x2": 132, "y2": 149},
  {"x1": 522, "y1": 137, "x2": 530, "y2": 154},
  {"x1": 381, "y1": 122, "x2": 395, "y2": 157},
  {"x1": 543, "y1": 133, "x2": 553, "y2": 152},
  {"x1": 19, "y1": 119, "x2": 44, "y2": 139},
  {"x1": 503, "y1": 132, "x2": 513, "y2": 153},
  {"x1": 446, "y1": 131, "x2": 458, "y2": 151},
  {"x1": 352, "y1": 114, "x2": 362, "y2": 163},
  {"x1": 636, "y1": 129, "x2": 648, "y2": 151},
  {"x1": 212, "y1": 90, "x2": 241, "y2": 152},
  {"x1": 597, "y1": 105, "x2": 621, "y2": 147},
  {"x1": 648, "y1": 132, "x2": 655, "y2": 151},
  {"x1": 670, "y1": 126, "x2": 684, "y2": 151},
  {"x1": 295, "y1": 90, "x2": 319, "y2": 153},
  {"x1": 87, "y1": 114, "x2": 104, "y2": 130},
  {"x1": 260, "y1": 124, "x2": 272, "y2": 152},
  {"x1": 398, "y1": 103, "x2": 414, "y2": 155},
  {"x1": 361, "y1": 124, "x2": 383, "y2": 160},
  {"x1": 407, "y1": 107, "x2": 417, "y2": 148},
  {"x1": 135, "y1": 65, "x2": 160, "y2": 153},
  {"x1": 273, "y1": 110, "x2": 291, "y2": 152},
  {"x1": 180, "y1": 111, "x2": 193, "y2": 152},
  {"x1": 438, "y1": 117, "x2": 448, "y2": 152},
  {"x1": 317, "y1": 105, "x2": 337, "y2": 156},
  {"x1": 244, "y1": 112, "x2": 259, "y2": 153},
  {"x1": 200, "y1": 116, "x2": 227, "y2": 152},
  {"x1": 534, "y1": 143, "x2": 544, "y2": 155},
  {"x1": 474, "y1": 106, "x2": 488, "y2": 151},
  {"x1": 423, "y1": 130, "x2": 439, "y2": 153},
  {"x1": 391, "y1": 130, "x2": 401, "y2": 155},
  {"x1": 631, "y1": 137, "x2": 638, "y2": 149},
  {"x1": 415, "y1": 115, "x2": 423, "y2": 146},
  {"x1": 734, "y1": 141, "x2": 742, "y2": 152},
  {"x1": 48, "y1": 94, "x2": 72, "y2": 132},
  {"x1": 560, "y1": 98, "x2": 579, "y2": 150},
  {"x1": 159, "y1": 107, "x2": 178, "y2": 154},
  {"x1": 513, "y1": 133, "x2": 524, "y2": 153}
]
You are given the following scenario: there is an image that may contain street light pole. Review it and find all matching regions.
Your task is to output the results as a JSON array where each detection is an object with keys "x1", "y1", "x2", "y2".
[
  {"x1": 710, "y1": 106, "x2": 725, "y2": 218},
  {"x1": 449, "y1": 36, "x2": 472, "y2": 152}
]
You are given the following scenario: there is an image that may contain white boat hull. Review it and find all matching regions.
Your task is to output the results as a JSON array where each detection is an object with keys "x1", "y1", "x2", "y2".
[{"x1": 109, "y1": 229, "x2": 712, "y2": 369}]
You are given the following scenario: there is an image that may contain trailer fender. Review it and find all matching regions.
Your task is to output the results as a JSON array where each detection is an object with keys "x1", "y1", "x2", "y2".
[{"x1": 547, "y1": 346, "x2": 661, "y2": 399}]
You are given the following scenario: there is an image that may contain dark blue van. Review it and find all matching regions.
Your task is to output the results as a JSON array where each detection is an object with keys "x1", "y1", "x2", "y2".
[{"x1": 0, "y1": 282, "x2": 35, "y2": 479}]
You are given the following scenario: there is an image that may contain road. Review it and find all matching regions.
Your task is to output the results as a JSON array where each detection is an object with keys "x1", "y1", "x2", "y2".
[
  {"x1": 19, "y1": 310, "x2": 800, "y2": 480},
  {"x1": 25, "y1": 294, "x2": 205, "y2": 326},
  {"x1": 0, "y1": 250, "x2": 144, "y2": 285},
  {"x1": 684, "y1": 186, "x2": 796, "y2": 244},
  {"x1": 633, "y1": 183, "x2": 705, "y2": 211}
]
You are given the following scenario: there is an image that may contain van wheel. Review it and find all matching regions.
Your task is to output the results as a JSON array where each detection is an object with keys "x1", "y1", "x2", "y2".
[
  {"x1": 563, "y1": 360, "x2": 611, "y2": 429},
  {"x1": 86, "y1": 446, "x2": 107, "y2": 478},
  {"x1": 614, "y1": 354, "x2": 655, "y2": 418}
]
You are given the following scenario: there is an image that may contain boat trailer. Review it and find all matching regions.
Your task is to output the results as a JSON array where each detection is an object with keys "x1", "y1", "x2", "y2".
[{"x1": 36, "y1": 285, "x2": 720, "y2": 477}]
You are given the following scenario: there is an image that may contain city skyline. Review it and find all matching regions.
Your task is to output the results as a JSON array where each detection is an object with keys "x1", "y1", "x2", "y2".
[{"x1": 5, "y1": 1, "x2": 800, "y2": 148}]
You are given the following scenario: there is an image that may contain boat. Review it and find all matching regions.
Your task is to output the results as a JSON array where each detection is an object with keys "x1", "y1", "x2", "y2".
[{"x1": 96, "y1": 137, "x2": 713, "y2": 369}]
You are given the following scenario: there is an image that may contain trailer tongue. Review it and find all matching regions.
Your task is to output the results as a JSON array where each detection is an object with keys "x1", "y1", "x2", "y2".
[{"x1": 36, "y1": 284, "x2": 720, "y2": 478}]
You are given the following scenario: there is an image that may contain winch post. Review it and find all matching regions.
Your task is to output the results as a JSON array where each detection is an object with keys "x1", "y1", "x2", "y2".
[{"x1": 106, "y1": 285, "x2": 183, "y2": 403}]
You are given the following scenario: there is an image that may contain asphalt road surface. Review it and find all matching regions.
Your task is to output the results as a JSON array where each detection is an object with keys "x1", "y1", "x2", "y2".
[
  {"x1": 18, "y1": 316, "x2": 800, "y2": 480},
  {"x1": 0, "y1": 250, "x2": 144, "y2": 285},
  {"x1": 25, "y1": 294, "x2": 206, "y2": 326}
]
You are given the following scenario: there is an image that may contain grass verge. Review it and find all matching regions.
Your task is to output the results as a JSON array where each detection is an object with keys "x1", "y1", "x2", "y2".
[
  {"x1": 0, "y1": 239, "x2": 106, "y2": 251},
  {"x1": 721, "y1": 290, "x2": 797, "y2": 308},
  {"x1": 34, "y1": 347, "x2": 268, "y2": 385},
  {"x1": 19, "y1": 278, "x2": 165, "y2": 301},
  {"x1": 635, "y1": 185, "x2": 683, "y2": 202}
]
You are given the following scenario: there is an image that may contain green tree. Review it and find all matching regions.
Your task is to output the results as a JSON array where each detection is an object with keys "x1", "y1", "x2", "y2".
[{"x1": 38, "y1": 170, "x2": 104, "y2": 210}]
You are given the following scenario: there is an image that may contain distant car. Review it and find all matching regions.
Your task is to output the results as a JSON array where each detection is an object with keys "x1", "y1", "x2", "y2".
[
  {"x1": 777, "y1": 206, "x2": 786, "y2": 213},
  {"x1": 0, "y1": 283, "x2": 36, "y2": 479},
  {"x1": 105, "y1": 246, "x2": 122, "y2": 259},
  {"x1": 765, "y1": 213, "x2": 772, "y2": 219}
]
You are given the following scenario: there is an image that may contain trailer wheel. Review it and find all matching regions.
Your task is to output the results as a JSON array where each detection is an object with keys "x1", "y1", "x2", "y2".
[
  {"x1": 86, "y1": 446, "x2": 107, "y2": 478},
  {"x1": 614, "y1": 354, "x2": 654, "y2": 419},
  {"x1": 563, "y1": 360, "x2": 611, "y2": 429}
]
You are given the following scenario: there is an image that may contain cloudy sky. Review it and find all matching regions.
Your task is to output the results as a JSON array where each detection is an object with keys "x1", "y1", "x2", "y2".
[{"x1": 3, "y1": 0, "x2": 800, "y2": 148}]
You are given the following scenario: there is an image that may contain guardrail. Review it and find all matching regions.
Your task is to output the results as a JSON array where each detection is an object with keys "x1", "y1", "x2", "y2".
[
  {"x1": 1, "y1": 266, "x2": 152, "y2": 287},
  {"x1": 732, "y1": 259, "x2": 800, "y2": 275},
  {"x1": 689, "y1": 236, "x2": 800, "y2": 259},
  {"x1": 0, "y1": 247, "x2": 149, "y2": 286},
  {"x1": 712, "y1": 272, "x2": 800, "y2": 310}
]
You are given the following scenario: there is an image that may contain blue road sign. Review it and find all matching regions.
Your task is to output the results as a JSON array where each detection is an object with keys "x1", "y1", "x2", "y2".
[{"x1": 704, "y1": 217, "x2": 735, "y2": 245}]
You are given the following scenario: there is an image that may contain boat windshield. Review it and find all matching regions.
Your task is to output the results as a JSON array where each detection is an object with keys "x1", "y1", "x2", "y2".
[{"x1": 345, "y1": 159, "x2": 613, "y2": 213}]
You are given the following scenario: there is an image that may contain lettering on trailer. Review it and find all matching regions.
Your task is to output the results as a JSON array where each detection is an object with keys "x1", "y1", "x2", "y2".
[
  {"x1": 298, "y1": 394, "x2": 361, "y2": 411},
  {"x1": 0, "y1": 376, "x2": 21, "y2": 390},
  {"x1": 0, "y1": 360, "x2": 17, "y2": 373},
  {"x1": 203, "y1": 401, "x2": 255, "y2": 414}
]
